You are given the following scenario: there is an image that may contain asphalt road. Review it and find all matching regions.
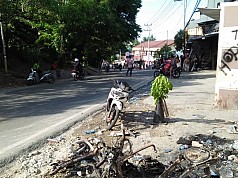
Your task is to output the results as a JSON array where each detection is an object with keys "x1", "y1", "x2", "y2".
[{"x1": 0, "y1": 69, "x2": 153, "y2": 167}]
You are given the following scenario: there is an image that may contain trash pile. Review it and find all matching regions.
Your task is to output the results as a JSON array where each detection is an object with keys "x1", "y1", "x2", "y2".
[
  {"x1": 45, "y1": 131, "x2": 238, "y2": 178},
  {"x1": 47, "y1": 129, "x2": 159, "y2": 178}
]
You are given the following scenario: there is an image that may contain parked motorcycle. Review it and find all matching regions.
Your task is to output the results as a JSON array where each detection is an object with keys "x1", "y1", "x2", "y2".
[
  {"x1": 105, "y1": 80, "x2": 133, "y2": 130},
  {"x1": 26, "y1": 68, "x2": 55, "y2": 86},
  {"x1": 154, "y1": 61, "x2": 181, "y2": 78}
]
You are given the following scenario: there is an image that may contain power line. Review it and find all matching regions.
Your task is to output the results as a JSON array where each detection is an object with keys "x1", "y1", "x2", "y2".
[
  {"x1": 146, "y1": 0, "x2": 170, "y2": 24},
  {"x1": 144, "y1": 23, "x2": 152, "y2": 38},
  {"x1": 185, "y1": 0, "x2": 201, "y2": 29},
  {"x1": 152, "y1": 0, "x2": 195, "y2": 38},
  {"x1": 152, "y1": 3, "x2": 183, "y2": 30},
  {"x1": 150, "y1": 0, "x2": 175, "y2": 25},
  {"x1": 151, "y1": 2, "x2": 181, "y2": 28},
  {"x1": 140, "y1": 0, "x2": 202, "y2": 40}
]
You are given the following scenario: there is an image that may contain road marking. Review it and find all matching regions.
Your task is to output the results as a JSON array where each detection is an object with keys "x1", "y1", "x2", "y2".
[{"x1": 0, "y1": 103, "x2": 102, "y2": 155}]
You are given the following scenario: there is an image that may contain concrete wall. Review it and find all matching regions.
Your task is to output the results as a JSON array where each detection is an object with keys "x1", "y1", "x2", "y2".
[{"x1": 215, "y1": 2, "x2": 238, "y2": 109}]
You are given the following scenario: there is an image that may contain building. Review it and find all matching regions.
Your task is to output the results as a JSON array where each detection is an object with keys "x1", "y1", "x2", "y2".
[
  {"x1": 186, "y1": 0, "x2": 238, "y2": 109},
  {"x1": 132, "y1": 40, "x2": 175, "y2": 68},
  {"x1": 215, "y1": 2, "x2": 238, "y2": 109},
  {"x1": 186, "y1": 0, "x2": 238, "y2": 70}
]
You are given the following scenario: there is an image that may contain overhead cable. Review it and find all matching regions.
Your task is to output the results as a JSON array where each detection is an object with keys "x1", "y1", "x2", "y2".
[{"x1": 146, "y1": 0, "x2": 170, "y2": 24}]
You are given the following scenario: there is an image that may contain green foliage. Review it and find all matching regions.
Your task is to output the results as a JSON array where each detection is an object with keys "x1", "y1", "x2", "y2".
[
  {"x1": 141, "y1": 35, "x2": 156, "y2": 42},
  {"x1": 174, "y1": 29, "x2": 184, "y2": 51},
  {"x1": 153, "y1": 44, "x2": 173, "y2": 59},
  {"x1": 151, "y1": 75, "x2": 173, "y2": 104},
  {"x1": 1, "y1": 0, "x2": 142, "y2": 68}
]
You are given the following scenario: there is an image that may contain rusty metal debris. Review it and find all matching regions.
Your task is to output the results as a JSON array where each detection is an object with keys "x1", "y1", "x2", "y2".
[
  {"x1": 48, "y1": 128, "x2": 231, "y2": 178},
  {"x1": 49, "y1": 129, "x2": 157, "y2": 177},
  {"x1": 49, "y1": 129, "x2": 222, "y2": 178},
  {"x1": 158, "y1": 147, "x2": 218, "y2": 178},
  {"x1": 48, "y1": 131, "x2": 223, "y2": 178}
]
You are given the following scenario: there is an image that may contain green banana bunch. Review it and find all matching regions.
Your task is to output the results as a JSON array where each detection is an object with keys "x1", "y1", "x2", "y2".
[{"x1": 151, "y1": 75, "x2": 173, "y2": 104}]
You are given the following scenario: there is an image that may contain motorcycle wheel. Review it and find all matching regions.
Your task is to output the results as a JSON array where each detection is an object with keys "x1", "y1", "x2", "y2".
[
  {"x1": 105, "y1": 105, "x2": 119, "y2": 130},
  {"x1": 27, "y1": 80, "x2": 34, "y2": 86},
  {"x1": 48, "y1": 76, "x2": 55, "y2": 84},
  {"x1": 173, "y1": 69, "x2": 181, "y2": 78},
  {"x1": 154, "y1": 71, "x2": 161, "y2": 78},
  {"x1": 81, "y1": 73, "x2": 85, "y2": 80},
  {"x1": 73, "y1": 75, "x2": 78, "y2": 81}
]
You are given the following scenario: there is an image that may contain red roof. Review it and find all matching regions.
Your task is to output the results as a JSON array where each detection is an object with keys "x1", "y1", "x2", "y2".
[{"x1": 133, "y1": 40, "x2": 174, "y2": 49}]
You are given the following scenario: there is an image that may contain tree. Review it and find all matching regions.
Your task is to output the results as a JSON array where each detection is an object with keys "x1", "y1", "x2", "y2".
[
  {"x1": 0, "y1": 0, "x2": 142, "y2": 69},
  {"x1": 153, "y1": 44, "x2": 172, "y2": 59},
  {"x1": 141, "y1": 34, "x2": 156, "y2": 42},
  {"x1": 151, "y1": 75, "x2": 173, "y2": 123},
  {"x1": 174, "y1": 29, "x2": 184, "y2": 51}
]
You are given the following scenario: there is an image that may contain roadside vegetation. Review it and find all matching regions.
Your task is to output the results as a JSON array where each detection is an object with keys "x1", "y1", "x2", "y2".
[{"x1": 0, "y1": 0, "x2": 142, "y2": 71}]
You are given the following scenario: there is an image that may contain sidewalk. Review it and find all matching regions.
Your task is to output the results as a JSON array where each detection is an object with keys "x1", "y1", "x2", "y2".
[
  {"x1": 138, "y1": 70, "x2": 238, "y2": 152},
  {"x1": 168, "y1": 70, "x2": 237, "y2": 123}
]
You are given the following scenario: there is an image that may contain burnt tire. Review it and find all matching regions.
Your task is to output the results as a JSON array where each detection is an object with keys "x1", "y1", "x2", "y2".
[{"x1": 105, "y1": 105, "x2": 119, "y2": 130}]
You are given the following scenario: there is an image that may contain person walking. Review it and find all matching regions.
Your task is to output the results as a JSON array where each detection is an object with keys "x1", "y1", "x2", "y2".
[
  {"x1": 183, "y1": 55, "x2": 190, "y2": 72},
  {"x1": 191, "y1": 54, "x2": 199, "y2": 71},
  {"x1": 51, "y1": 60, "x2": 60, "y2": 78},
  {"x1": 170, "y1": 56, "x2": 178, "y2": 78},
  {"x1": 180, "y1": 55, "x2": 185, "y2": 71},
  {"x1": 126, "y1": 56, "x2": 134, "y2": 76}
]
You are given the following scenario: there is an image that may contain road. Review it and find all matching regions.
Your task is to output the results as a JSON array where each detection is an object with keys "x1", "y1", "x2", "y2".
[{"x1": 0, "y1": 69, "x2": 153, "y2": 167}]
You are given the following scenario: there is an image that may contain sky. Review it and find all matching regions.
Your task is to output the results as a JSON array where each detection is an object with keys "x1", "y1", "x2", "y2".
[{"x1": 136, "y1": 0, "x2": 208, "y2": 41}]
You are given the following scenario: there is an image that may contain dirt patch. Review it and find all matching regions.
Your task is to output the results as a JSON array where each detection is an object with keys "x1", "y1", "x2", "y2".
[{"x1": 0, "y1": 71, "x2": 26, "y2": 88}]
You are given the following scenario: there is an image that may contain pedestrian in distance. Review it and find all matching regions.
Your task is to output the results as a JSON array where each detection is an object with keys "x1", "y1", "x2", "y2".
[
  {"x1": 126, "y1": 55, "x2": 134, "y2": 76},
  {"x1": 183, "y1": 55, "x2": 190, "y2": 72},
  {"x1": 51, "y1": 60, "x2": 60, "y2": 78},
  {"x1": 191, "y1": 54, "x2": 199, "y2": 72},
  {"x1": 170, "y1": 55, "x2": 179, "y2": 78},
  {"x1": 180, "y1": 55, "x2": 185, "y2": 71}
]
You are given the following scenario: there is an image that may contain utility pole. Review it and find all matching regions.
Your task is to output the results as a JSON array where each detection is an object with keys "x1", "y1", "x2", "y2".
[
  {"x1": 174, "y1": 0, "x2": 187, "y2": 56},
  {"x1": 0, "y1": 13, "x2": 8, "y2": 74},
  {"x1": 144, "y1": 23, "x2": 152, "y2": 68},
  {"x1": 166, "y1": 30, "x2": 168, "y2": 58},
  {"x1": 167, "y1": 30, "x2": 168, "y2": 44},
  {"x1": 183, "y1": 0, "x2": 187, "y2": 57}
]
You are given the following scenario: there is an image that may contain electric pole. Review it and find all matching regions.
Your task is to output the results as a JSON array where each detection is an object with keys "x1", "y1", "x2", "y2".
[
  {"x1": 0, "y1": 13, "x2": 8, "y2": 74},
  {"x1": 144, "y1": 23, "x2": 152, "y2": 68}
]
